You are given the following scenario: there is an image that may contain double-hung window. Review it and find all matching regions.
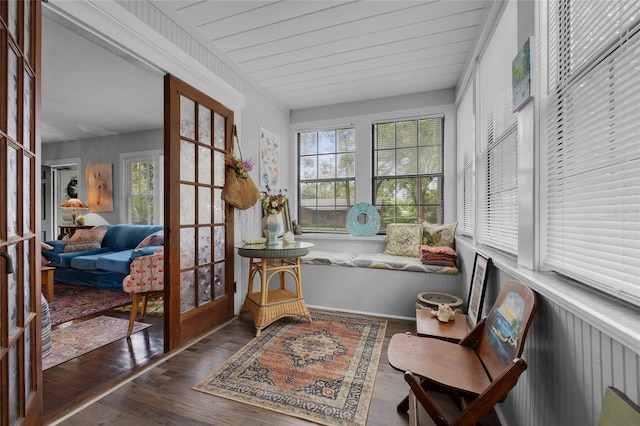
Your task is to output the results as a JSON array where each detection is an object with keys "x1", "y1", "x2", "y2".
[
  {"x1": 372, "y1": 117, "x2": 444, "y2": 229},
  {"x1": 544, "y1": 0, "x2": 640, "y2": 304},
  {"x1": 122, "y1": 150, "x2": 163, "y2": 225},
  {"x1": 298, "y1": 127, "x2": 356, "y2": 231},
  {"x1": 477, "y1": 0, "x2": 518, "y2": 254}
]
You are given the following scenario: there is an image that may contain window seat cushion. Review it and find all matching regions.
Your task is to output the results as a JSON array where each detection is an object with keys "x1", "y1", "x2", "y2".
[
  {"x1": 301, "y1": 250, "x2": 458, "y2": 274},
  {"x1": 300, "y1": 250, "x2": 357, "y2": 267}
]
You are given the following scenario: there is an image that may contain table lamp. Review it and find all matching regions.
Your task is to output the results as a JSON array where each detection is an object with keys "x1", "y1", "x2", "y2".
[{"x1": 60, "y1": 198, "x2": 89, "y2": 225}]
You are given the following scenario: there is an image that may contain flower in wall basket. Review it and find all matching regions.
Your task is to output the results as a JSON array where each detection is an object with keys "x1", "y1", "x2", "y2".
[
  {"x1": 261, "y1": 186, "x2": 288, "y2": 216},
  {"x1": 225, "y1": 152, "x2": 254, "y2": 179}
]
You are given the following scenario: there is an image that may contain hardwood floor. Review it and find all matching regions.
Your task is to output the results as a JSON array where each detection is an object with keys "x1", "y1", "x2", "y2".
[
  {"x1": 43, "y1": 309, "x2": 164, "y2": 423},
  {"x1": 47, "y1": 311, "x2": 501, "y2": 426}
]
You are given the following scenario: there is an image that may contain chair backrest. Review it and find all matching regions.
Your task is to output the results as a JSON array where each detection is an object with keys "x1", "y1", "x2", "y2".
[{"x1": 476, "y1": 280, "x2": 537, "y2": 381}]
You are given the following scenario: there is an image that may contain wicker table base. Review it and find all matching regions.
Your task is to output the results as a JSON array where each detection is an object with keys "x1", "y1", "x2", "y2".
[{"x1": 237, "y1": 242, "x2": 313, "y2": 336}]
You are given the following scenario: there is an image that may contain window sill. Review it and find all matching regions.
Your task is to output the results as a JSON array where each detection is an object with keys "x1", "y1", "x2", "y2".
[
  {"x1": 297, "y1": 232, "x2": 386, "y2": 243},
  {"x1": 456, "y1": 237, "x2": 640, "y2": 355}
]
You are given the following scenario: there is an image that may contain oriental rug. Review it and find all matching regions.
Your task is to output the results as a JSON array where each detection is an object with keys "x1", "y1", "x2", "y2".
[
  {"x1": 114, "y1": 298, "x2": 164, "y2": 317},
  {"x1": 48, "y1": 284, "x2": 133, "y2": 326},
  {"x1": 43, "y1": 316, "x2": 150, "y2": 370},
  {"x1": 193, "y1": 311, "x2": 387, "y2": 426}
]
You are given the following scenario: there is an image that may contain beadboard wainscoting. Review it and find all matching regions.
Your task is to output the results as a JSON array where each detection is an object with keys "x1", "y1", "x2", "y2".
[{"x1": 455, "y1": 238, "x2": 640, "y2": 426}]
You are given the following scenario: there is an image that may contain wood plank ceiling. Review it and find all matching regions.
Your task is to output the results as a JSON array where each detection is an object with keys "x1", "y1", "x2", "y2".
[
  {"x1": 164, "y1": 0, "x2": 491, "y2": 110},
  {"x1": 40, "y1": 1, "x2": 492, "y2": 143}
]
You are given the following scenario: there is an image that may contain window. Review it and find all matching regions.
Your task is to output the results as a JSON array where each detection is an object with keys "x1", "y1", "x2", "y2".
[
  {"x1": 477, "y1": 0, "x2": 518, "y2": 254},
  {"x1": 457, "y1": 81, "x2": 475, "y2": 237},
  {"x1": 544, "y1": 0, "x2": 640, "y2": 304},
  {"x1": 122, "y1": 151, "x2": 163, "y2": 225},
  {"x1": 372, "y1": 117, "x2": 444, "y2": 229},
  {"x1": 298, "y1": 127, "x2": 356, "y2": 231}
]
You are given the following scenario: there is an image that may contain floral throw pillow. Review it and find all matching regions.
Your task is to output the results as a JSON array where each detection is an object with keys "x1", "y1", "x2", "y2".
[
  {"x1": 63, "y1": 226, "x2": 108, "y2": 252},
  {"x1": 136, "y1": 230, "x2": 165, "y2": 249},
  {"x1": 422, "y1": 221, "x2": 458, "y2": 248},
  {"x1": 383, "y1": 224, "x2": 423, "y2": 257}
]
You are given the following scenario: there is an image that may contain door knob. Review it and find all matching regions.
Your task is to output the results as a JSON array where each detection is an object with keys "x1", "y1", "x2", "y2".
[{"x1": 0, "y1": 252, "x2": 14, "y2": 274}]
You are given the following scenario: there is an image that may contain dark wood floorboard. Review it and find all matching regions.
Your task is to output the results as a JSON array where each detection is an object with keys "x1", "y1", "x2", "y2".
[
  {"x1": 43, "y1": 309, "x2": 164, "y2": 424},
  {"x1": 48, "y1": 311, "x2": 501, "y2": 426}
]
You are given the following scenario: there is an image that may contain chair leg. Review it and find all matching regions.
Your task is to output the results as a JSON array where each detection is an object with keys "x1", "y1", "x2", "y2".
[
  {"x1": 127, "y1": 293, "x2": 141, "y2": 337},
  {"x1": 397, "y1": 376, "x2": 432, "y2": 412},
  {"x1": 140, "y1": 294, "x2": 149, "y2": 320}
]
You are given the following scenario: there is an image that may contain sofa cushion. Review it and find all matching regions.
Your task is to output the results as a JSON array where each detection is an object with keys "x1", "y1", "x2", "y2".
[
  {"x1": 95, "y1": 250, "x2": 138, "y2": 275},
  {"x1": 63, "y1": 226, "x2": 108, "y2": 252},
  {"x1": 45, "y1": 247, "x2": 113, "y2": 268},
  {"x1": 102, "y1": 224, "x2": 164, "y2": 252}
]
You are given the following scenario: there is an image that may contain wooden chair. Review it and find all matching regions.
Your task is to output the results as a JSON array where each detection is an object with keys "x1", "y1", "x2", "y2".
[
  {"x1": 388, "y1": 280, "x2": 537, "y2": 426},
  {"x1": 122, "y1": 248, "x2": 164, "y2": 336}
]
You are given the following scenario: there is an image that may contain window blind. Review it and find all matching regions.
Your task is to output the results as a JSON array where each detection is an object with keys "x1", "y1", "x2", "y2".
[
  {"x1": 478, "y1": 0, "x2": 518, "y2": 253},
  {"x1": 457, "y1": 81, "x2": 475, "y2": 236},
  {"x1": 545, "y1": 0, "x2": 640, "y2": 303}
]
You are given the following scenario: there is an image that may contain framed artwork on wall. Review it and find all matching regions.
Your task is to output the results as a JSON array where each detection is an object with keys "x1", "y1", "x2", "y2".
[
  {"x1": 512, "y1": 37, "x2": 532, "y2": 112},
  {"x1": 467, "y1": 253, "x2": 492, "y2": 327},
  {"x1": 85, "y1": 163, "x2": 113, "y2": 212},
  {"x1": 260, "y1": 127, "x2": 279, "y2": 188}
]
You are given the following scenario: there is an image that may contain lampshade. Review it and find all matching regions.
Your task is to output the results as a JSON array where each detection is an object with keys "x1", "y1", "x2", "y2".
[
  {"x1": 60, "y1": 198, "x2": 89, "y2": 209},
  {"x1": 60, "y1": 198, "x2": 89, "y2": 225}
]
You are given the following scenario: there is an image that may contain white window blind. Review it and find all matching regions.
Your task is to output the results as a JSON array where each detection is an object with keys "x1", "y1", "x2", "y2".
[
  {"x1": 478, "y1": 1, "x2": 518, "y2": 253},
  {"x1": 457, "y1": 81, "x2": 475, "y2": 236},
  {"x1": 545, "y1": 0, "x2": 640, "y2": 303}
]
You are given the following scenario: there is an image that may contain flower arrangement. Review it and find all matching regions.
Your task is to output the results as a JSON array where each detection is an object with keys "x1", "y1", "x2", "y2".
[
  {"x1": 261, "y1": 186, "x2": 287, "y2": 215},
  {"x1": 225, "y1": 152, "x2": 253, "y2": 179}
]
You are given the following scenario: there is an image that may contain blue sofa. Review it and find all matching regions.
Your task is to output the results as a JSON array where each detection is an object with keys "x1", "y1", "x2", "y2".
[{"x1": 42, "y1": 224, "x2": 163, "y2": 290}]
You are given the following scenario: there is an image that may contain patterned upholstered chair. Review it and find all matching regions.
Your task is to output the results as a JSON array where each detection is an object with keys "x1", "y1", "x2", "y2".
[{"x1": 122, "y1": 248, "x2": 164, "y2": 336}]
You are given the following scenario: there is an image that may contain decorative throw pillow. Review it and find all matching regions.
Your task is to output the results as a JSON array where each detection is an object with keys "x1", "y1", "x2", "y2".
[
  {"x1": 136, "y1": 230, "x2": 165, "y2": 249},
  {"x1": 422, "y1": 221, "x2": 458, "y2": 248},
  {"x1": 63, "y1": 226, "x2": 108, "y2": 252},
  {"x1": 383, "y1": 224, "x2": 423, "y2": 257}
]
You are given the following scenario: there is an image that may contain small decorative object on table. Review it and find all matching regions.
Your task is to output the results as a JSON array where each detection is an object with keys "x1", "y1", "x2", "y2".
[
  {"x1": 431, "y1": 304, "x2": 456, "y2": 323},
  {"x1": 261, "y1": 185, "x2": 288, "y2": 244},
  {"x1": 265, "y1": 214, "x2": 283, "y2": 245},
  {"x1": 282, "y1": 231, "x2": 295, "y2": 245}
]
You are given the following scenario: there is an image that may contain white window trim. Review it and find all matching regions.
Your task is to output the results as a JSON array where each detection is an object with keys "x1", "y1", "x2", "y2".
[
  {"x1": 120, "y1": 150, "x2": 163, "y2": 225},
  {"x1": 291, "y1": 103, "x2": 458, "y2": 238}
]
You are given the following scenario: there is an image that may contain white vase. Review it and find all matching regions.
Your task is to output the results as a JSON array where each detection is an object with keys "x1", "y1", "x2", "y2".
[{"x1": 264, "y1": 213, "x2": 284, "y2": 244}]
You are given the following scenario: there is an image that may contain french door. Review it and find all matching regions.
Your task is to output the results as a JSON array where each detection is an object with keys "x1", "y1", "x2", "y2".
[
  {"x1": 1, "y1": 0, "x2": 43, "y2": 424},
  {"x1": 164, "y1": 75, "x2": 234, "y2": 349}
]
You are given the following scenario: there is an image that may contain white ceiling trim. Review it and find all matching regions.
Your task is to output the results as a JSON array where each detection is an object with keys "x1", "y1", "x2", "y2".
[{"x1": 45, "y1": 0, "x2": 245, "y2": 113}]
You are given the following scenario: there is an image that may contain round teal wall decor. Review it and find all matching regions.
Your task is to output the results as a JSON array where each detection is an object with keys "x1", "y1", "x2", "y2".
[{"x1": 346, "y1": 203, "x2": 381, "y2": 236}]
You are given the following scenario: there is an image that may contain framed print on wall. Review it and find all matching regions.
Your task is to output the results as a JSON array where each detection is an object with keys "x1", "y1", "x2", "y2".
[
  {"x1": 467, "y1": 253, "x2": 492, "y2": 327},
  {"x1": 260, "y1": 127, "x2": 280, "y2": 188},
  {"x1": 85, "y1": 163, "x2": 113, "y2": 212}
]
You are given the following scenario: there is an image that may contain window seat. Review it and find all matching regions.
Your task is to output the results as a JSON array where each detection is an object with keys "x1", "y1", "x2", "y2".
[
  {"x1": 300, "y1": 250, "x2": 458, "y2": 274},
  {"x1": 298, "y1": 246, "x2": 461, "y2": 319}
]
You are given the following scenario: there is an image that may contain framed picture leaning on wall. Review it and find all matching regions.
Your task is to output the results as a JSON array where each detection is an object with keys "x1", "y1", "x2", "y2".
[{"x1": 467, "y1": 253, "x2": 492, "y2": 327}]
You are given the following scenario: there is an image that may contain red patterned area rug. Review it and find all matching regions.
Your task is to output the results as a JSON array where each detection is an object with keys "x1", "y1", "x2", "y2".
[
  {"x1": 43, "y1": 315, "x2": 150, "y2": 370},
  {"x1": 48, "y1": 284, "x2": 133, "y2": 326},
  {"x1": 193, "y1": 311, "x2": 387, "y2": 426}
]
